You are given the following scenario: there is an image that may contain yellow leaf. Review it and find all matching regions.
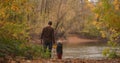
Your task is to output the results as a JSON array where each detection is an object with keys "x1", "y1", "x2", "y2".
[
  {"x1": 92, "y1": 21, "x2": 97, "y2": 25},
  {"x1": 52, "y1": 44, "x2": 57, "y2": 49},
  {"x1": 11, "y1": 5, "x2": 19, "y2": 11}
]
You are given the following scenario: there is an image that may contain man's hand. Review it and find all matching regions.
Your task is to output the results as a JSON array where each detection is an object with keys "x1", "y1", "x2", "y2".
[{"x1": 41, "y1": 39, "x2": 43, "y2": 45}]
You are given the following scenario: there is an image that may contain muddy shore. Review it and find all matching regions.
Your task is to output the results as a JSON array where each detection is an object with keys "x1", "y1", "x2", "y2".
[{"x1": 3, "y1": 58, "x2": 120, "y2": 63}]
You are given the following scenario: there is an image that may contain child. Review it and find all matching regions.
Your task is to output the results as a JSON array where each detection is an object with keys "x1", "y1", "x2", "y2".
[
  {"x1": 56, "y1": 40, "x2": 63, "y2": 59},
  {"x1": 51, "y1": 44, "x2": 57, "y2": 59}
]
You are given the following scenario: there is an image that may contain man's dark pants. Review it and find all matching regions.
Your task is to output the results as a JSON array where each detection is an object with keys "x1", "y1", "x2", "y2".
[{"x1": 43, "y1": 41, "x2": 53, "y2": 57}]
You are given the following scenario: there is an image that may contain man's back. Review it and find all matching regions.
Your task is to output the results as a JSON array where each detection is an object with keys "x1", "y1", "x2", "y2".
[{"x1": 41, "y1": 26, "x2": 55, "y2": 42}]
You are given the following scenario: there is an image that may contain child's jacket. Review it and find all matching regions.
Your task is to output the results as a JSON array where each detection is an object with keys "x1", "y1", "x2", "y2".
[{"x1": 56, "y1": 43, "x2": 63, "y2": 54}]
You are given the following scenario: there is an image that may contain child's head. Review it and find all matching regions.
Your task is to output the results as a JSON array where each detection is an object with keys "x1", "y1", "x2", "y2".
[
  {"x1": 57, "y1": 39, "x2": 62, "y2": 44},
  {"x1": 57, "y1": 37, "x2": 65, "y2": 44}
]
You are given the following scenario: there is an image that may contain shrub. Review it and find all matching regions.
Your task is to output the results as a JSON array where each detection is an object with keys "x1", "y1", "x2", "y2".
[{"x1": 102, "y1": 41, "x2": 119, "y2": 58}]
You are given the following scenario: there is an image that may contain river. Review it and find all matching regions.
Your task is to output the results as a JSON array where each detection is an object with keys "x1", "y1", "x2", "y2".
[{"x1": 63, "y1": 42, "x2": 120, "y2": 60}]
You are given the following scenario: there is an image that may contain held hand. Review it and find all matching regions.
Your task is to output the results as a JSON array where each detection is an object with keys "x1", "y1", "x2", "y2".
[
  {"x1": 53, "y1": 41, "x2": 56, "y2": 45},
  {"x1": 53, "y1": 44, "x2": 57, "y2": 49}
]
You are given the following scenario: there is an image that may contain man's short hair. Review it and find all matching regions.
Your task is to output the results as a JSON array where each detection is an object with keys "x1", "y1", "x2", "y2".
[{"x1": 48, "y1": 21, "x2": 52, "y2": 25}]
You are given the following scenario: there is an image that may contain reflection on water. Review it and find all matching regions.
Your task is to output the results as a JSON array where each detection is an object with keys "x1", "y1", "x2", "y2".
[{"x1": 63, "y1": 42, "x2": 120, "y2": 59}]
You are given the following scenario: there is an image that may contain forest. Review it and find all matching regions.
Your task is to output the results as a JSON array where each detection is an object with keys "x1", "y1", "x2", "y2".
[{"x1": 0, "y1": 0, "x2": 120, "y2": 63}]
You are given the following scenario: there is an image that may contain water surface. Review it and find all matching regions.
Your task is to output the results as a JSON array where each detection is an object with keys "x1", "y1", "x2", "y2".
[{"x1": 63, "y1": 42, "x2": 120, "y2": 59}]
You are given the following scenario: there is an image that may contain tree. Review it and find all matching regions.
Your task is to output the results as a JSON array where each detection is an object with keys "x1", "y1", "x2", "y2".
[
  {"x1": 0, "y1": 0, "x2": 34, "y2": 59},
  {"x1": 87, "y1": 0, "x2": 120, "y2": 58}
]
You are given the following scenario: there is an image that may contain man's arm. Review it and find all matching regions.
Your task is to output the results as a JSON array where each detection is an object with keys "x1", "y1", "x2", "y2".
[
  {"x1": 52, "y1": 29, "x2": 55, "y2": 44},
  {"x1": 40, "y1": 28, "x2": 44, "y2": 44}
]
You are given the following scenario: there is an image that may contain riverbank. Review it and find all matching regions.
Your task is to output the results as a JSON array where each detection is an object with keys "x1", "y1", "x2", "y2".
[
  {"x1": 1, "y1": 35, "x2": 119, "y2": 63},
  {"x1": 31, "y1": 34, "x2": 107, "y2": 45},
  {"x1": 61, "y1": 34, "x2": 107, "y2": 45}
]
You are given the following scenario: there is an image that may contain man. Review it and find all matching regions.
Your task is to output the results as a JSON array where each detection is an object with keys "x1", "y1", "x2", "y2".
[{"x1": 41, "y1": 21, "x2": 55, "y2": 57}]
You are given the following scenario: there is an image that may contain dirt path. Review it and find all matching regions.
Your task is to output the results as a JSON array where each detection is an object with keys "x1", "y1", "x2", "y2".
[
  {"x1": 57, "y1": 34, "x2": 101, "y2": 45},
  {"x1": 31, "y1": 35, "x2": 99, "y2": 45},
  {"x1": 65, "y1": 36, "x2": 98, "y2": 44}
]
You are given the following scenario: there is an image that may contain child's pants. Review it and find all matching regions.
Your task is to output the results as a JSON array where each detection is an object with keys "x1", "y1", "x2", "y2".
[{"x1": 57, "y1": 53, "x2": 62, "y2": 59}]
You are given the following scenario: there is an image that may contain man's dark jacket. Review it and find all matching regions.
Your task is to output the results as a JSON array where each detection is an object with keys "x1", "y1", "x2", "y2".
[{"x1": 41, "y1": 26, "x2": 55, "y2": 43}]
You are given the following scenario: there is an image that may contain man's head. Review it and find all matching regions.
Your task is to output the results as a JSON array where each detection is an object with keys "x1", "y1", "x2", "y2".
[{"x1": 48, "y1": 21, "x2": 52, "y2": 26}]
